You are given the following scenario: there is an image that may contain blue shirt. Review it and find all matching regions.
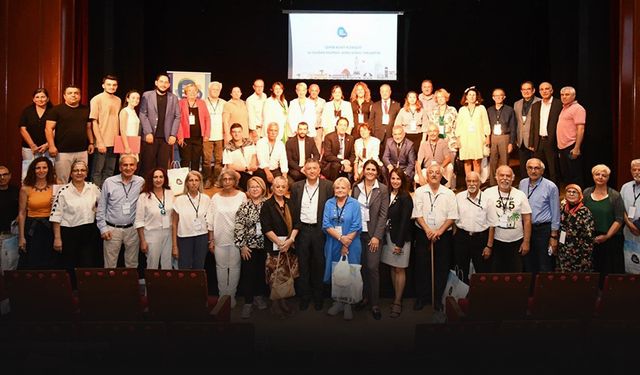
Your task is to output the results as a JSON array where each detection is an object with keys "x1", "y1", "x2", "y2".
[
  {"x1": 96, "y1": 174, "x2": 145, "y2": 234},
  {"x1": 518, "y1": 177, "x2": 560, "y2": 230}
]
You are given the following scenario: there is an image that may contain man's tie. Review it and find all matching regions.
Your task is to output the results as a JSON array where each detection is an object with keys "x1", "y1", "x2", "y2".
[
  {"x1": 339, "y1": 137, "x2": 344, "y2": 156},
  {"x1": 383, "y1": 100, "x2": 389, "y2": 114}
]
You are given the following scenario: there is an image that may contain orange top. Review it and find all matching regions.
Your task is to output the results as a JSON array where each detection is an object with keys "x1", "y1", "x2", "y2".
[{"x1": 27, "y1": 186, "x2": 53, "y2": 218}]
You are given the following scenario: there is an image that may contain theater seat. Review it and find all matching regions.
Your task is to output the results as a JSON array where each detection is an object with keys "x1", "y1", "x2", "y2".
[
  {"x1": 445, "y1": 273, "x2": 532, "y2": 322},
  {"x1": 3, "y1": 270, "x2": 76, "y2": 321},
  {"x1": 596, "y1": 274, "x2": 640, "y2": 320},
  {"x1": 75, "y1": 268, "x2": 145, "y2": 321},
  {"x1": 529, "y1": 272, "x2": 599, "y2": 320},
  {"x1": 145, "y1": 269, "x2": 230, "y2": 321}
]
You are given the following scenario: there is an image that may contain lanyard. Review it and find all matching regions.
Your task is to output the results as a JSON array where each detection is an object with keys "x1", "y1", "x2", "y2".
[
  {"x1": 466, "y1": 192, "x2": 482, "y2": 209},
  {"x1": 390, "y1": 192, "x2": 398, "y2": 207},
  {"x1": 495, "y1": 106, "x2": 502, "y2": 123},
  {"x1": 153, "y1": 190, "x2": 166, "y2": 215},
  {"x1": 429, "y1": 142, "x2": 437, "y2": 158},
  {"x1": 268, "y1": 142, "x2": 275, "y2": 159},
  {"x1": 278, "y1": 99, "x2": 287, "y2": 114},
  {"x1": 187, "y1": 193, "x2": 201, "y2": 218},
  {"x1": 527, "y1": 178, "x2": 542, "y2": 199},
  {"x1": 363, "y1": 183, "x2": 373, "y2": 207},
  {"x1": 427, "y1": 191, "x2": 440, "y2": 212},
  {"x1": 634, "y1": 184, "x2": 640, "y2": 204},
  {"x1": 304, "y1": 184, "x2": 319, "y2": 203},
  {"x1": 121, "y1": 182, "x2": 133, "y2": 200},
  {"x1": 335, "y1": 200, "x2": 346, "y2": 223},
  {"x1": 207, "y1": 98, "x2": 220, "y2": 114},
  {"x1": 498, "y1": 189, "x2": 511, "y2": 214}
]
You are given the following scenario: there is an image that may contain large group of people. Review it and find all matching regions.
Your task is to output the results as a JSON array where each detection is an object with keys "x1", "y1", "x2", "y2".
[{"x1": 3, "y1": 73, "x2": 639, "y2": 322}]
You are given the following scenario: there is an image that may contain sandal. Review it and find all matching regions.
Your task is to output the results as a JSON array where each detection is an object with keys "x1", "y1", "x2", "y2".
[{"x1": 390, "y1": 303, "x2": 402, "y2": 318}]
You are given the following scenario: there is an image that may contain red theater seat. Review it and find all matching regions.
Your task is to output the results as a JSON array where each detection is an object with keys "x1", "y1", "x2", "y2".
[
  {"x1": 445, "y1": 273, "x2": 532, "y2": 322},
  {"x1": 75, "y1": 268, "x2": 145, "y2": 321},
  {"x1": 596, "y1": 274, "x2": 640, "y2": 320},
  {"x1": 3, "y1": 270, "x2": 76, "y2": 321},
  {"x1": 529, "y1": 272, "x2": 599, "y2": 320},
  {"x1": 144, "y1": 269, "x2": 230, "y2": 321}
]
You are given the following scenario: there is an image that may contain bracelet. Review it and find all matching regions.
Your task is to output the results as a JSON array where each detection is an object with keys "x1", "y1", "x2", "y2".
[
  {"x1": 89, "y1": 142, "x2": 94, "y2": 145},
  {"x1": 338, "y1": 235, "x2": 343, "y2": 242}
]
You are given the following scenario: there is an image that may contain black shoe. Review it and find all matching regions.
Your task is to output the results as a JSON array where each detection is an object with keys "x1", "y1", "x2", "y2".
[
  {"x1": 354, "y1": 299, "x2": 368, "y2": 311},
  {"x1": 371, "y1": 307, "x2": 382, "y2": 320},
  {"x1": 414, "y1": 298, "x2": 426, "y2": 311},
  {"x1": 299, "y1": 299, "x2": 310, "y2": 311},
  {"x1": 314, "y1": 300, "x2": 323, "y2": 311}
]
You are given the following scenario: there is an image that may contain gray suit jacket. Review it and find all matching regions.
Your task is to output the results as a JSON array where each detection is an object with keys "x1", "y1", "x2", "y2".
[
  {"x1": 139, "y1": 90, "x2": 181, "y2": 143},
  {"x1": 513, "y1": 97, "x2": 541, "y2": 148},
  {"x1": 352, "y1": 182, "x2": 389, "y2": 240}
]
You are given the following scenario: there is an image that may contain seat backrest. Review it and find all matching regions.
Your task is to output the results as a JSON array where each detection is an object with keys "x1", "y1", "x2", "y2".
[
  {"x1": 144, "y1": 269, "x2": 209, "y2": 321},
  {"x1": 599, "y1": 274, "x2": 640, "y2": 320},
  {"x1": 3, "y1": 270, "x2": 75, "y2": 321},
  {"x1": 76, "y1": 268, "x2": 143, "y2": 321},
  {"x1": 530, "y1": 272, "x2": 599, "y2": 320},
  {"x1": 467, "y1": 273, "x2": 532, "y2": 321}
]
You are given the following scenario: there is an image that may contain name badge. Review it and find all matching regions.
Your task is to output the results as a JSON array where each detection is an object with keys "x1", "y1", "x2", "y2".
[
  {"x1": 438, "y1": 125, "x2": 445, "y2": 135},
  {"x1": 193, "y1": 218, "x2": 204, "y2": 232},
  {"x1": 522, "y1": 115, "x2": 527, "y2": 123},
  {"x1": 358, "y1": 113, "x2": 365, "y2": 123},
  {"x1": 122, "y1": 201, "x2": 131, "y2": 215},
  {"x1": 468, "y1": 125, "x2": 476, "y2": 132},
  {"x1": 189, "y1": 114, "x2": 196, "y2": 125},
  {"x1": 162, "y1": 215, "x2": 171, "y2": 229},
  {"x1": 628, "y1": 206, "x2": 637, "y2": 219},
  {"x1": 382, "y1": 114, "x2": 390, "y2": 125},
  {"x1": 559, "y1": 230, "x2": 567, "y2": 244},
  {"x1": 498, "y1": 215, "x2": 509, "y2": 227},
  {"x1": 361, "y1": 207, "x2": 370, "y2": 222},
  {"x1": 409, "y1": 119, "x2": 417, "y2": 132},
  {"x1": 493, "y1": 123, "x2": 502, "y2": 135},
  {"x1": 256, "y1": 222, "x2": 262, "y2": 234},
  {"x1": 427, "y1": 212, "x2": 436, "y2": 226}
]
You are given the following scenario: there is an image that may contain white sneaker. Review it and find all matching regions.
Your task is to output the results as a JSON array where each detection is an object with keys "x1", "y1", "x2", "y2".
[
  {"x1": 327, "y1": 301, "x2": 344, "y2": 316},
  {"x1": 343, "y1": 304, "x2": 353, "y2": 321},
  {"x1": 240, "y1": 304, "x2": 252, "y2": 319},
  {"x1": 253, "y1": 295, "x2": 268, "y2": 310}
]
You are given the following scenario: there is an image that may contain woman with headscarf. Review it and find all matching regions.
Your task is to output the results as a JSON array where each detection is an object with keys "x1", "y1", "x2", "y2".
[{"x1": 556, "y1": 184, "x2": 595, "y2": 272}]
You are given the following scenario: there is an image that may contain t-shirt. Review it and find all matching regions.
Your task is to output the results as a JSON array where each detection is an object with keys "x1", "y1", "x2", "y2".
[
  {"x1": 47, "y1": 104, "x2": 90, "y2": 152},
  {"x1": 89, "y1": 92, "x2": 121, "y2": 147},
  {"x1": 0, "y1": 186, "x2": 19, "y2": 232},
  {"x1": 485, "y1": 186, "x2": 532, "y2": 243},
  {"x1": 19, "y1": 105, "x2": 50, "y2": 147}
]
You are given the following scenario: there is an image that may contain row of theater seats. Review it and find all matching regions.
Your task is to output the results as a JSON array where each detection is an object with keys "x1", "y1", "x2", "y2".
[
  {"x1": 444, "y1": 272, "x2": 640, "y2": 322},
  {"x1": 0, "y1": 269, "x2": 230, "y2": 321}
]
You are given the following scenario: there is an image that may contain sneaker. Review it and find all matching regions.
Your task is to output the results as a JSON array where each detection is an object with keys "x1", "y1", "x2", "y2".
[
  {"x1": 253, "y1": 295, "x2": 268, "y2": 310},
  {"x1": 230, "y1": 296, "x2": 237, "y2": 309},
  {"x1": 343, "y1": 304, "x2": 353, "y2": 321},
  {"x1": 240, "y1": 303, "x2": 252, "y2": 319},
  {"x1": 327, "y1": 301, "x2": 344, "y2": 316}
]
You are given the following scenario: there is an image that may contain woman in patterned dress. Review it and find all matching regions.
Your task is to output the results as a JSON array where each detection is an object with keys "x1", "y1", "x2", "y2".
[{"x1": 557, "y1": 184, "x2": 595, "y2": 272}]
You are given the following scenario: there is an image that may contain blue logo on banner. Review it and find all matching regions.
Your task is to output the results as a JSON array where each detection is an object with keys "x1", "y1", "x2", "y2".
[{"x1": 337, "y1": 27, "x2": 347, "y2": 38}]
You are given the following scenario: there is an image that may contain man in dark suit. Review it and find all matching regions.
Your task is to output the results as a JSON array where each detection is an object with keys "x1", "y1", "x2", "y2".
[
  {"x1": 368, "y1": 84, "x2": 401, "y2": 152},
  {"x1": 139, "y1": 73, "x2": 181, "y2": 177},
  {"x1": 529, "y1": 82, "x2": 562, "y2": 184},
  {"x1": 290, "y1": 158, "x2": 334, "y2": 310},
  {"x1": 381, "y1": 125, "x2": 416, "y2": 181},
  {"x1": 285, "y1": 121, "x2": 320, "y2": 185},
  {"x1": 321, "y1": 117, "x2": 355, "y2": 181}
]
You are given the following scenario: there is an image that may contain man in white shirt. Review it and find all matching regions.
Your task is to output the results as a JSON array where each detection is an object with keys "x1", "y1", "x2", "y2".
[
  {"x1": 255, "y1": 122, "x2": 288, "y2": 187},
  {"x1": 621, "y1": 159, "x2": 640, "y2": 273},
  {"x1": 288, "y1": 82, "x2": 317, "y2": 139},
  {"x1": 485, "y1": 165, "x2": 532, "y2": 272},
  {"x1": 454, "y1": 171, "x2": 492, "y2": 282},
  {"x1": 308, "y1": 83, "x2": 326, "y2": 152},
  {"x1": 203, "y1": 81, "x2": 227, "y2": 188},
  {"x1": 246, "y1": 79, "x2": 266, "y2": 142},
  {"x1": 412, "y1": 163, "x2": 458, "y2": 311}
]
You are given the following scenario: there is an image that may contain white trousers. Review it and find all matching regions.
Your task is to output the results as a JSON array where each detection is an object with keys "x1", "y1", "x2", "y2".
[
  {"x1": 144, "y1": 228, "x2": 172, "y2": 270},
  {"x1": 214, "y1": 244, "x2": 241, "y2": 297}
]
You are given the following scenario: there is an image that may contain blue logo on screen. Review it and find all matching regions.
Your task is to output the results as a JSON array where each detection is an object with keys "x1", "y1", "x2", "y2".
[{"x1": 337, "y1": 27, "x2": 348, "y2": 38}]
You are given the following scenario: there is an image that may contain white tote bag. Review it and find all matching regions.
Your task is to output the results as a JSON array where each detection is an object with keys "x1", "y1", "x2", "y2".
[
  {"x1": 441, "y1": 268, "x2": 469, "y2": 313},
  {"x1": 167, "y1": 161, "x2": 189, "y2": 196},
  {"x1": 331, "y1": 256, "x2": 363, "y2": 304}
]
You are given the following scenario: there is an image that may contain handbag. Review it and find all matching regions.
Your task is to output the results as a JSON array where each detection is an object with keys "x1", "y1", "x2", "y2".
[
  {"x1": 167, "y1": 161, "x2": 189, "y2": 196},
  {"x1": 331, "y1": 255, "x2": 363, "y2": 304},
  {"x1": 0, "y1": 234, "x2": 19, "y2": 272},
  {"x1": 269, "y1": 252, "x2": 296, "y2": 300},
  {"x1": 441, "y1": 267, "x2": 470, "y2": 313}
]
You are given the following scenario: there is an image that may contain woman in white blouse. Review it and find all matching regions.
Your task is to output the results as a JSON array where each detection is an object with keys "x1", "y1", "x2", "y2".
[
  {"x1": 207, "y1": 170, "x2": 247, "y2": 307},
  {"x1": 172, "y1": 171, "x2": 211, "y2": 270},
  {"x1": 321, "y1": 85, "x2": 354, "y2": 137},
  {"x1": 262, "y1": 82, "x2": 288, "y2": 142},
  {"x1": 50, "y1": 160, "x2": 101, "y2": 278},
  {"x1": 118, "y1": 90, "x2": 141, "y2": 158},
  {"x1": 394, "y1": 91, "x2": 424, "y2": 157},
  {"x1": 353, "y1": 123, "x2": 382, "y2": 181},
  {"x1": 135, "y1": 167, "x2": 174, "y2": 270}
]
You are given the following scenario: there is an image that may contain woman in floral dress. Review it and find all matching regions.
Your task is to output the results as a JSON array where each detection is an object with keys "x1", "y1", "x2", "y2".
[{"x1": 556, "y1": 184, "x2": 595, "y2": 272}]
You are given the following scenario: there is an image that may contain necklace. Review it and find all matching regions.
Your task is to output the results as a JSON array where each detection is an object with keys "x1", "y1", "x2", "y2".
[{"x1": 33, "y1": 183, "x2": 48, "y2": 192}]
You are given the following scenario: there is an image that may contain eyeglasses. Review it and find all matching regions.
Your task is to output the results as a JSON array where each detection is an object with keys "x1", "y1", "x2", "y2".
[
  {"x1": 566, "y1": 190, "x2": 579, "y2": 195},
  {"x1": 0, "y1": 173, "x2": 10, "y2": 177},
  {"x1": 527, "y1": 166, "x2": 542, "y2": 170}
]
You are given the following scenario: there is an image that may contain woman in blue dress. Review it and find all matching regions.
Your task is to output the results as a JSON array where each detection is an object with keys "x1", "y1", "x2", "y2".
[{"x1": 322, "y1": 176, "x2": 362, "y2": 320}]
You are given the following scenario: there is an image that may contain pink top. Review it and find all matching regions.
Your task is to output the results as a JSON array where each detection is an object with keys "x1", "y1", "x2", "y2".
[
  {"x1": 556, "y1": 101, "x2": 586, "y2": 149},
  {"x1": 178, "y1": 99, "x2": 211, "y2": 140}
]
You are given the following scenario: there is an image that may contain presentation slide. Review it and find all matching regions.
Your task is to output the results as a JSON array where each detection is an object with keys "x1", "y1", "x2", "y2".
[{"x1": 288, "y1": 12, "x2": 398, "y2": 81}]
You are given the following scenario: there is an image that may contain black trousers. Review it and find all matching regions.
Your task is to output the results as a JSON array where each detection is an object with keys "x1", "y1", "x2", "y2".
[
  {"x1": 492, "y1": 238, "x2": 524, "y2": 273},
  {"x1": 518, "y1": 144, "x2": 533, "y2": 180},
  {"x1": 558, "y1": 144, "x2": 584, "y2": 187},
  {"x1": 239, "y1": 247, "x2": 267, "y2": 303},
  {"x1": 61, "y1": 223, "x2": 99, "y2": 287},
  {"x1": 592, "y1": 233, "x2": 625, "y2": 287},
  {"x1": 18, "y1": 217, "x2": 59, "y2": 270},
  {"x1": 533, "y1": 137, "x2": 559, "y2": 184},
  {"x1": 141, "y1": 137, "x2": 172, "y2": 178},
  {"x1": 178, "y1": 136, "x2": 203, "y2": 172},
  {"x1": 453, "y1": 228, "x2": 491, "y2": 283},
  {"x1": 414, "y1": 227, "x2": 453, "y2": 309},
  {"x1": 295, "y1": 223, "x2": 326, "y2": 303}
]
